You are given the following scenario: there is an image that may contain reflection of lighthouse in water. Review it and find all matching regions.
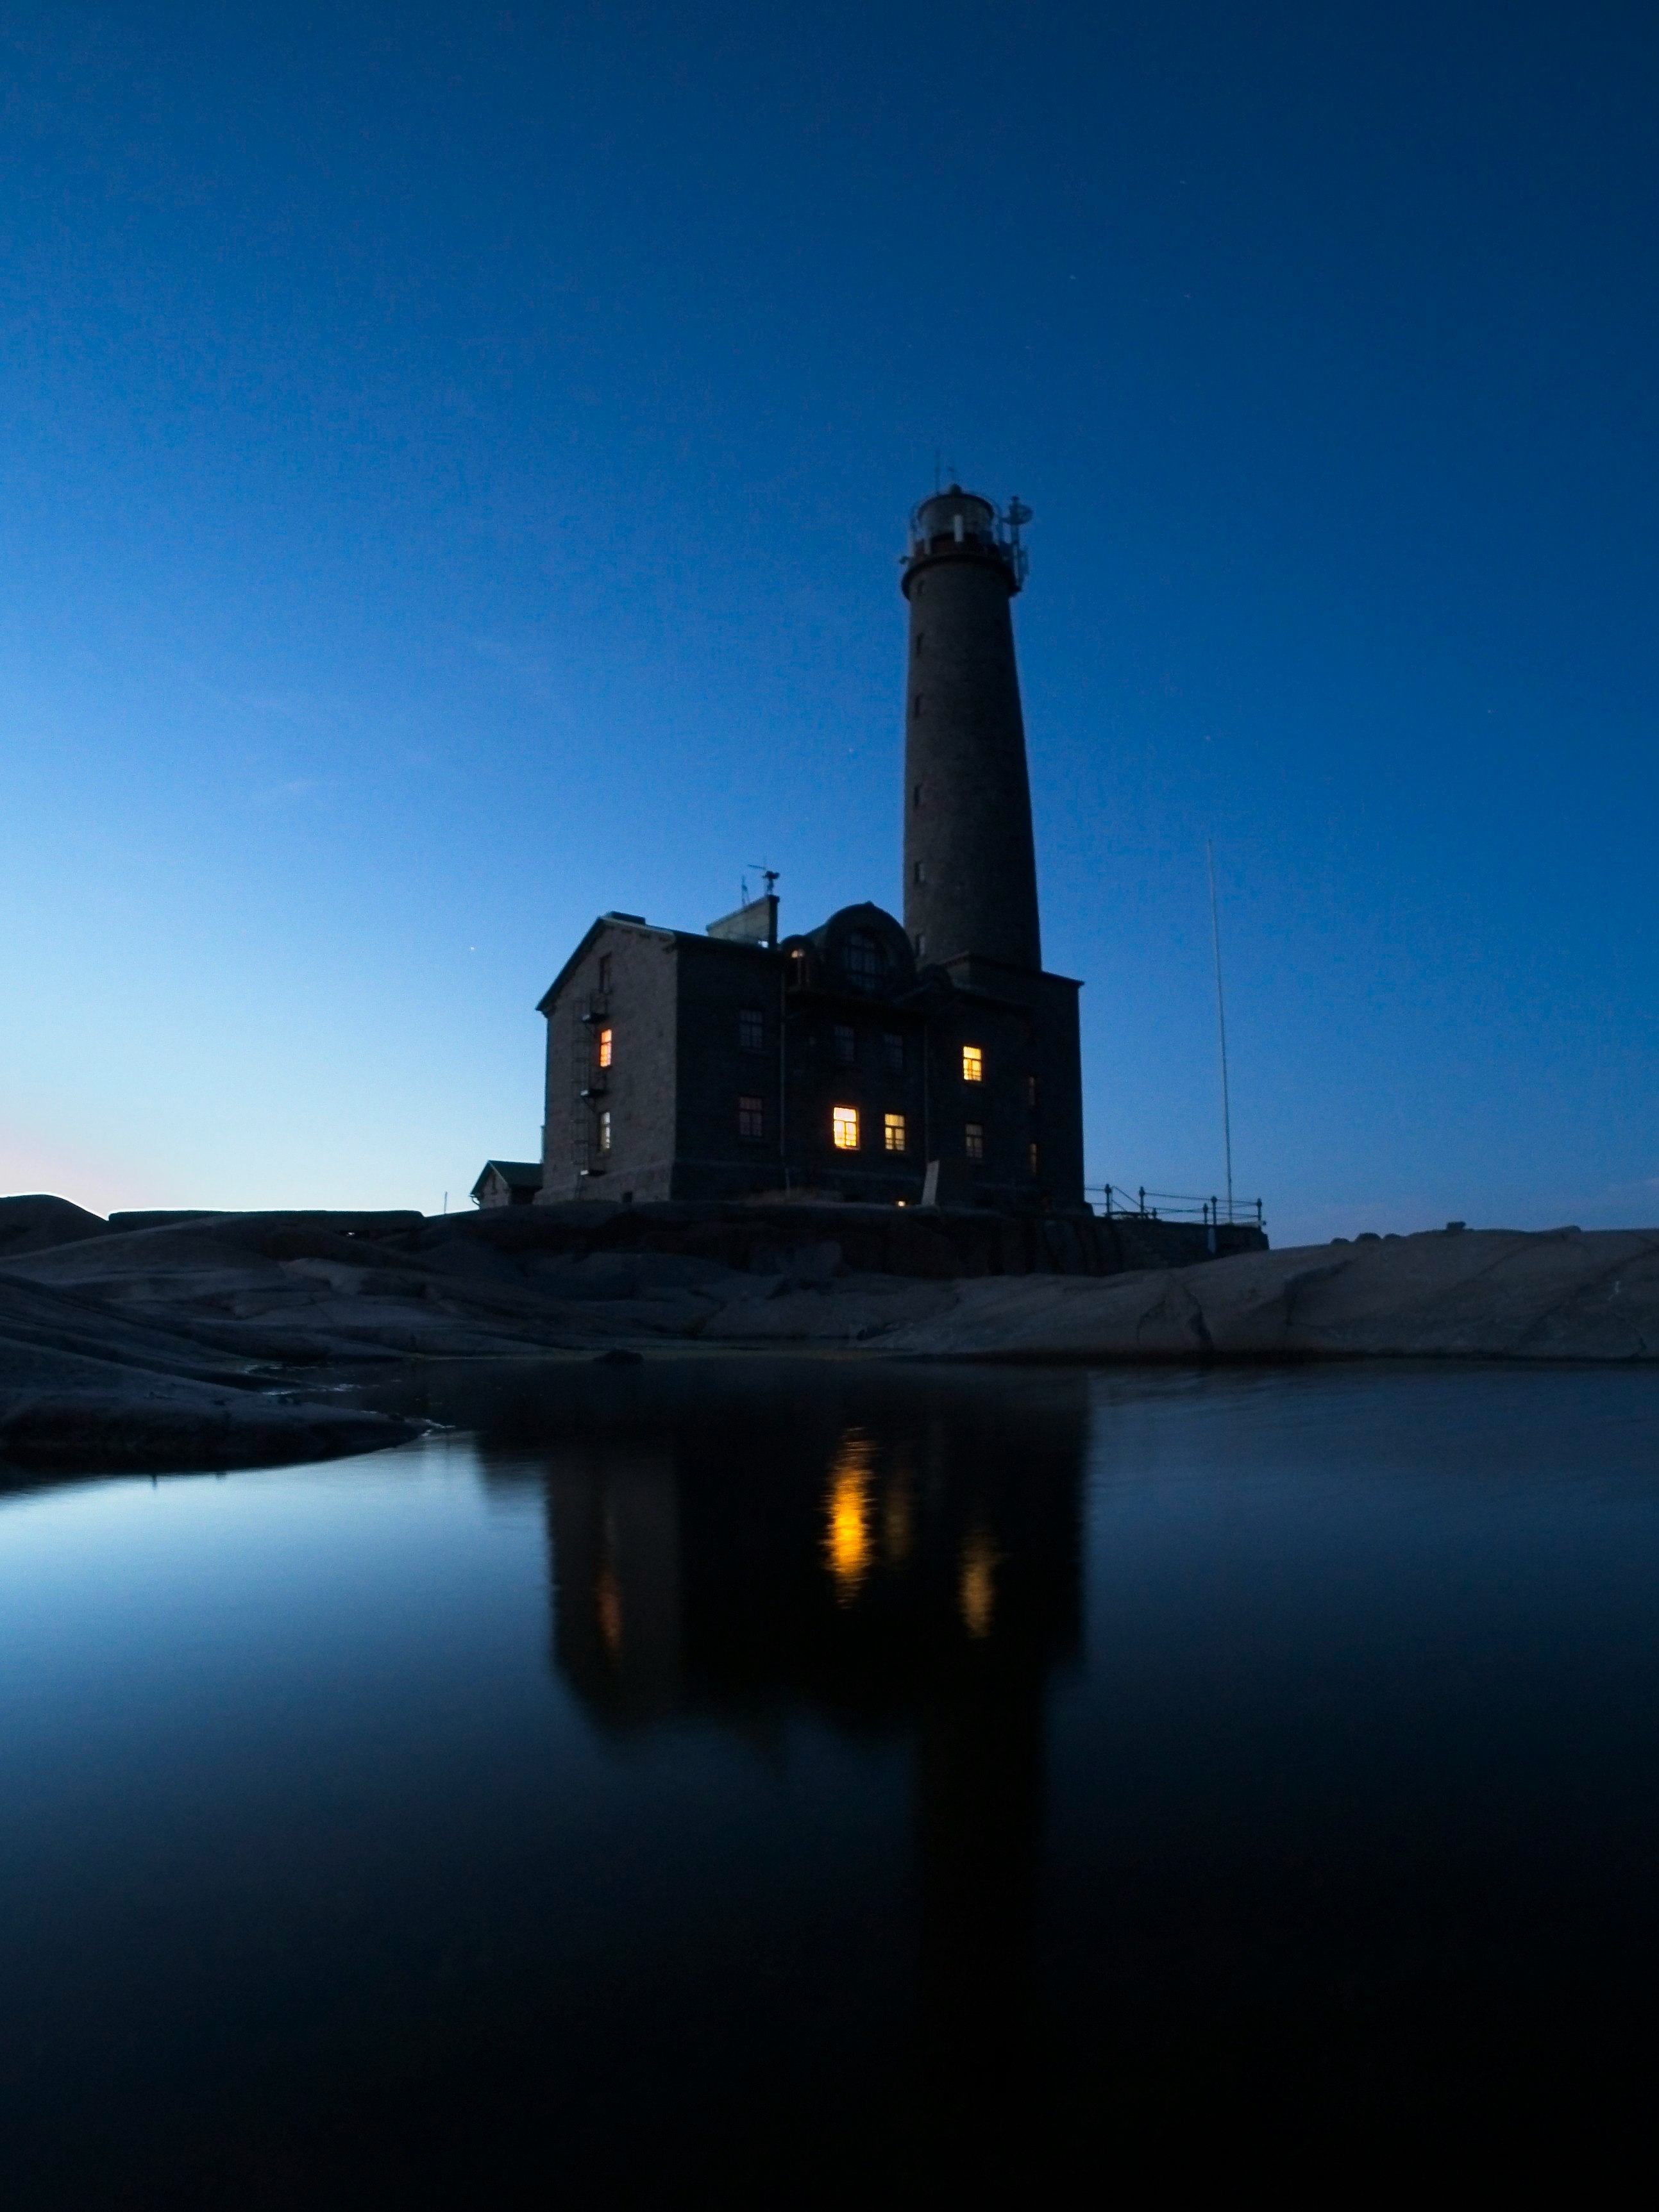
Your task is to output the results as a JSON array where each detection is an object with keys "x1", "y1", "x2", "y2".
[{"x1": 536, "y1": 1375, "x2": 1087, "y2": 2072}]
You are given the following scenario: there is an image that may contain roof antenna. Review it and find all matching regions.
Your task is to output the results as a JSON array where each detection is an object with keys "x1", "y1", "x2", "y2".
[{"x1": 1206, "y1": 839, "x2": 1234, "y2": 1218}]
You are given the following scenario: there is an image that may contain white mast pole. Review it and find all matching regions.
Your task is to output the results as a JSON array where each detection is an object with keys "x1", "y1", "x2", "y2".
[{"x1": 1206, "y1": 839, "x2": 1234, "y2": 1218}]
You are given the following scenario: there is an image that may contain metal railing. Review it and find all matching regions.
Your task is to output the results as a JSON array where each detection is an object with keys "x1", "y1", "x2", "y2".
[{"x1": 1088, "y1": 1184, "x2": 1265, "y2": 1230}]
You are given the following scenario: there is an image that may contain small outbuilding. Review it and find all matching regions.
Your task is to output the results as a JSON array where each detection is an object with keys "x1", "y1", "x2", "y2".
[{"x1": 471, "y1": 1159, "x2": 543, "y2": 1209}]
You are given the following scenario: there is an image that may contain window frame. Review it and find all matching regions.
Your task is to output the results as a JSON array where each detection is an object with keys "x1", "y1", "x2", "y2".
[
  {"x1": 883, "y1": 1112, "x2": 907, "y2": 1154},
  {"x1": 738, "y1": 1006, "x2": 765, "y2": 1054},
  {"x1": 832, "y1": 1105, "x2": 861, "y2": 1152},
  {"x1": 962, "y1": 1044, "x2": 984, "y2": 1084},
  {"x1": 737, "y1": 1094, "x2": 765, "y2": 1141},
  {"x1": 964, "y1": 1121, "x2": 985, "y2": 1162},
  {"x1": 843, "y1": 933, "x2": 885, "y2": 990}
]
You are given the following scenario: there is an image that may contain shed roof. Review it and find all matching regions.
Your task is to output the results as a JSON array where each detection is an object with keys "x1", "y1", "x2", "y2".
[{"x1": 470, "y1": 1159, "x2": 543, "y2": 1198}]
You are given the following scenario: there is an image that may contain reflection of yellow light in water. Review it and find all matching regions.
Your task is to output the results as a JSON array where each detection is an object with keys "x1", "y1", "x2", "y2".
[
  {"x1": 824, "y1": 1437, "x2": 875, "y2": 1602},
  {"x1": 959, "y1": 1526, "x2": 1001, "y2": 1638},
  {"x1": 595, "y1": 1564, "x2": 623, "y2": 1655}
]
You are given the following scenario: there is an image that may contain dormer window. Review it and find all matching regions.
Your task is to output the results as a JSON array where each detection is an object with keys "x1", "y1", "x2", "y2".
[{"x1": 843, "y1": 932, "x2": 884, "y2": 990}]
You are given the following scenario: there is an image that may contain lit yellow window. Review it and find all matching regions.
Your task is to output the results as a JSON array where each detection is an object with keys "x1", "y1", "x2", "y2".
[
  {"x1": 832, "y1": 1105, "x2": 860, "y2": 1150},
  {"x1": 961, "y1": 1044, "x2": 983, "y2": 1083},
  {"x1": 597, "y1": 1026, "x2": 613, "y2": 1068},
  {"x1": 884, "y1": 1112, "x2": 907, "y2": 1153}
]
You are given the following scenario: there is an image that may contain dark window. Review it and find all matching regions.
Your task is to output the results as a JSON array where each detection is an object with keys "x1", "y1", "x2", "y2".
[
  {"x1": 1028, "y1": 1141, "x2": 1040, "y2": 1175},
  {"x1": 913, "y1": 783, "x2": 922, "y2": 809},
  {"x1": 964, "y1": 1122, "x2": 985, "y2": 1162},
  {"x1": 832, "y1": 1023, "x2": 856, "y2": 1066},
  {"x1": 843, "y1": 933, "x2": 884, "y2": 989},
  {"x1": 598, "y1": 954, "x2": 612, "y2": 991},
  {"x1": 1027, "y1": 1074, "x2": 1038, "y2": 1108},
  {"x1": 882, "y1": 1032, "x2": 904, "y2": 1075},
  {"x1": 912, "y1": 694, "x2": 923, "y2": 719},
  {"x1": 596, "y1": 1109, "x2": 612, "y2": 1155},
  {"x1": 884, "y1": 1113, "x2": 907, "y2": 1153},
  {"x1": 739, "y1": 1007, "x2": 764, "y2": 1053},
  {"x1": 913, "y1": 860, "x2": 925, "y2": 885},
  {"x1": 737, "y1": 1096, "x2": 765, "y2": 1140}
]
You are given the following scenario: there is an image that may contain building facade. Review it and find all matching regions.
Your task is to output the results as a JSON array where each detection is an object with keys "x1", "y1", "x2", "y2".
[{"x1": 519, "y1": 485, "x2": 1086, "y2": 1214}]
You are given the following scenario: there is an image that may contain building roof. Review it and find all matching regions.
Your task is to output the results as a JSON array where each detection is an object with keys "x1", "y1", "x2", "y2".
[
  {"x1": 470, "y1": 1159, "x2": 543, "y2": 1198},
  {"x1": 536, "y1": 909, "x2": 773, "y2": 1012},
  {"x1": 535, "y1": 911, "x2": 674, "y2": 1012}
]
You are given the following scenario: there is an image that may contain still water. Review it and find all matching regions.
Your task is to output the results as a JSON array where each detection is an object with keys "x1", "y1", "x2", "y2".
[{"x1": 6, "y1": 1359, "x2": 1659, "y2": 2198}]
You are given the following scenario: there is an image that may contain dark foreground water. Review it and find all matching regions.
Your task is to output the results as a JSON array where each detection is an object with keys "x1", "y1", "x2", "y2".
[{"x1": 6, "y1": 1360, "x2": 1659, "y2": 2200}]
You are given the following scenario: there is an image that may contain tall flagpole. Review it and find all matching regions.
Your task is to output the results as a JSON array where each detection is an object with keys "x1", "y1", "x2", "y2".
[{"x1": 1206, "y1": 839, "x2": 1234, "y2": 1218}]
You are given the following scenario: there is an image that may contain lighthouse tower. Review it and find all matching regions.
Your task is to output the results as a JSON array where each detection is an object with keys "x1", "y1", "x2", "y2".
[{"x1": 901, "y1": 487, "x2": 1040, "y2": 971}]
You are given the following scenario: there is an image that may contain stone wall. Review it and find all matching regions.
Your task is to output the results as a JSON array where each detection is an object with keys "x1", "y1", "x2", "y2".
[{"x1": 540, "y1": 920, "x2": 681, "y2": 1204}]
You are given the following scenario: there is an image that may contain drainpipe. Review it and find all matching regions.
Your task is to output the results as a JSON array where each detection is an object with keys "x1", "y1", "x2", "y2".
[{"x1": 778, "y1": 958, "x2": 789, "y2": 1193}]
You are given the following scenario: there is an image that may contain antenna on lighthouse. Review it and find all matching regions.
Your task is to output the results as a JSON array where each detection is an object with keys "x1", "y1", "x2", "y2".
[{"x1": 1003, "y1": 496, "x2": 1032, "y2": 586}]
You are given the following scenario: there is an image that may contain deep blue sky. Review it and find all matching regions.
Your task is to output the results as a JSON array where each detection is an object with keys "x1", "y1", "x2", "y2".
[{"x1": 3, "y1": 1, "x2": 1656, "y2": 1239}]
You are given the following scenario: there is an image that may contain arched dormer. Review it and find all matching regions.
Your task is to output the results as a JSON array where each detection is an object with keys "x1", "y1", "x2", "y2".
[{"x1": 793, "y1": 904, "x2": 916, "y2": 999}]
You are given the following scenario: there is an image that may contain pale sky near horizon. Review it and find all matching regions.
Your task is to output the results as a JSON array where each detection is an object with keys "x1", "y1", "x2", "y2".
[{"x1": 4, "y1": 1, "x2": 1658, "y2": 1244}]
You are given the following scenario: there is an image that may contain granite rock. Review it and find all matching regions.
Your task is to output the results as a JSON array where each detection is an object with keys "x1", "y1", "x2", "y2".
[{"x1": 877, "y1": 1227, "x2": 1659, "y2": 1362}]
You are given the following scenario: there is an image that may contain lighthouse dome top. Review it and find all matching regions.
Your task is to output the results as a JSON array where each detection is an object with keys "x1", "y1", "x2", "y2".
[
  {"x1": 904, "y1": 485, "x2": 1031, "y2": 594},
  {"x1": 911, "y1": 485, "x2": 997, "y2": 543}
]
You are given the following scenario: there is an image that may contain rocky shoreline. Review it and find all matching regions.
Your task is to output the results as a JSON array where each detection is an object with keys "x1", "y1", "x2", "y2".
[{"x1": 3, "y1": 1193, "x2": 1656, "y2": 1477}]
